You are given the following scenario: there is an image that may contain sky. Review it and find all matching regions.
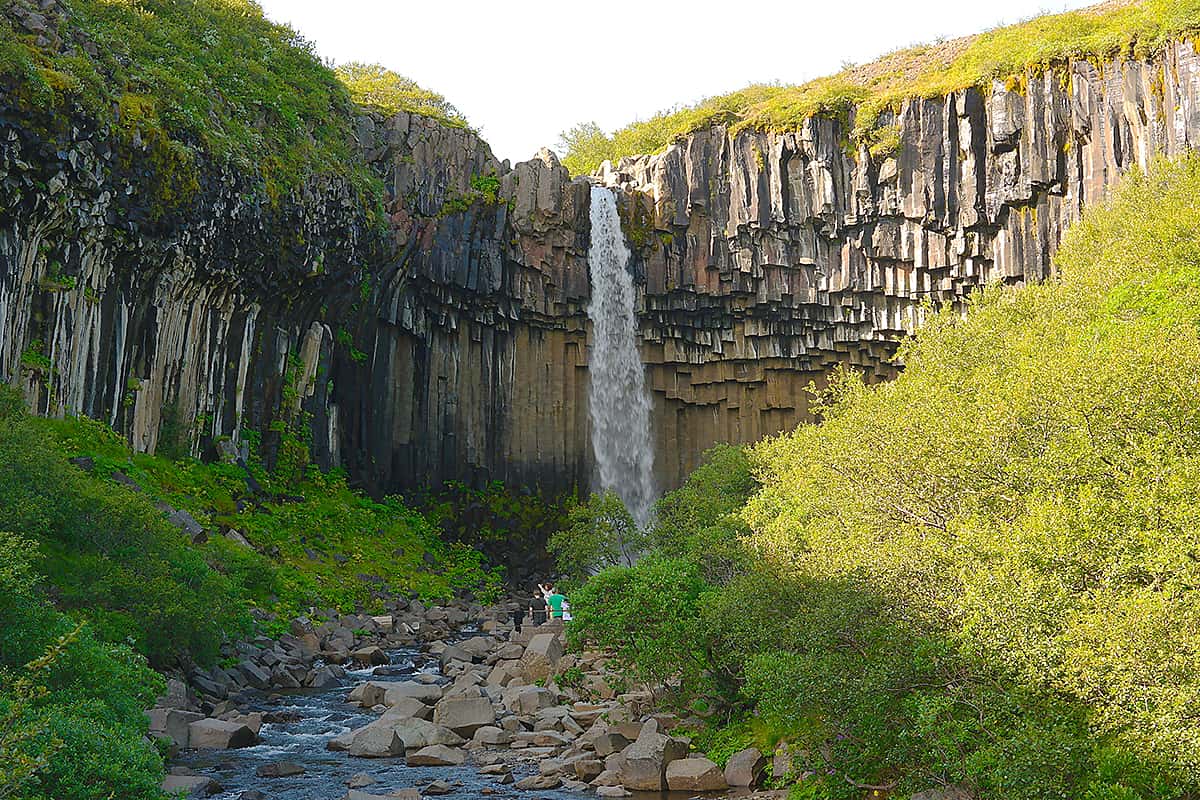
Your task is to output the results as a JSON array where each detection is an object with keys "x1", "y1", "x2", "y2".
[{"x1": 257, "y1": 0, "x2": 1102, "y2": 164}]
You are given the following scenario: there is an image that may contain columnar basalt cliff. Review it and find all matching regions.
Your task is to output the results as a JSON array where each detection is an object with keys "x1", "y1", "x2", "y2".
[{"x1": 3, "y1": 41, "x2": 1200, "y2": 495}]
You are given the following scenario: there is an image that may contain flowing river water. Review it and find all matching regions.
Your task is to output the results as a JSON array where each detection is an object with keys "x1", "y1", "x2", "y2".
[{"x1": 172, "y1": 642, "x2": 580, "y2": 800}]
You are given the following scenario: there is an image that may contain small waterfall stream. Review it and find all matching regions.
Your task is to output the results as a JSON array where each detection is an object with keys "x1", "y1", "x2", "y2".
[{"x1": 586, "y1": 185, "x2": 655, "y2": 527}]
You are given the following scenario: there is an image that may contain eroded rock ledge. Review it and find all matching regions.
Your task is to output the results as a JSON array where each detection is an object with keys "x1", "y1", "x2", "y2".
[{"x1": 3, "y1": 42, "x2": 1199, "y2": 495}]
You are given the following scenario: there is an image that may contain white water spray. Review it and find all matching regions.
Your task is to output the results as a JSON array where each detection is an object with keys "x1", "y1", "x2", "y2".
[{"x1": 586, "y1": 185, "x2": 655, "y2": 527}]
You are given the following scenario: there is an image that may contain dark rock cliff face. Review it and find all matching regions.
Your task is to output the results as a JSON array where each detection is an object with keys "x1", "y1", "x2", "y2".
[{"x1": 3, "y1": 42, "x2": 1200, "y2": 497}]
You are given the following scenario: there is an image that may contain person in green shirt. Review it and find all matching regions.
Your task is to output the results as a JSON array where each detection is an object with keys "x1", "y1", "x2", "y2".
[{"x1": 546, "y1": 585, "x2": 567, "y2": 620}]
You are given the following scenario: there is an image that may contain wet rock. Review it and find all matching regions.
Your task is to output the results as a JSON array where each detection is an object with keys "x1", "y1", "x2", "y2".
[
  {"x1": 351, "y1": 646, "x2": 389, "y2": 666},
  {"x1": 347, "y1": 773, "x2": 377, "y2": 788},
  {"x1": 423, "y1": 780, "x2": 454, "y2": 795},
  {"x1": 161, "y1": 774, "x2": 222, "y2": 796},
  {"x1": 595, "y1": 787, "x2": 631, "y2": 798},
  {"x1": 515, "y1": 775, "x2": 561, "y2": 790},
  {"x1": 407, "y1": 744, "x2": 467, "y2": 766},
  {"x1": 186, "y1": 718, "x2": 257, "y2": 749},
  {"x1": 256, "y1": 760, "x2": 305, "y2": 778}
]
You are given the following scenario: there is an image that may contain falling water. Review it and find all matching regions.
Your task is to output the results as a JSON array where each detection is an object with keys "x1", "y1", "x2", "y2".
[{"x1": 586, "y1": 185, "x2": 655, "y2": 527}]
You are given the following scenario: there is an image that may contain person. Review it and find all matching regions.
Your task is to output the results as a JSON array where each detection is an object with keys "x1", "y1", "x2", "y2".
[
  {"x1": 561, "y1": 598, "x2": 572, "y2": 622},
  {"x1": 529, "y1": 587, "x2": 548, "y2": 626},
  {"x1": 511, "y1": 603, "x2": 526, "y2": 632},
  {"x1": 546, "y1": 585, "x2": 567, "y2": 621}
]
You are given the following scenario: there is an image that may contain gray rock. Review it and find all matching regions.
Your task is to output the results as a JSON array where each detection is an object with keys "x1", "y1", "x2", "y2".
[
  {"x1": 161, "y1": 774, "x2": 221, "y2": 796},
  {"x1": 423, "y1": 780, "x2": 454, "y2": 795},
  {"x1": 724, "y1": 747, "x2": 766, "y2": 787},
  {"x1": 385, "y1": 681, "x2": 444, "y2": 706},
  {"x1": 666, "y1": 757, "x2": 727, "y2": 791},
  {"x1": 615, "y1": 720, "x2": 688, "y2": 791},
  {"x1": 521, "y1": 633, "x2": 562, "y2": 681},
  {"x1": 407, "y1": 744, "x2": 467, "y2": 766},
  {"x1": 256, "y1": 760, "x2": 305, "y2": 777},
  {"x1": 186, "y1": 718, "x2": 257, "y2": 749},
  {"x1": 433, "y1": 695, "x2": 496, "y2": 736},
  {"x1": 514, "y1": 775, "x2": 561, "y2": 790}
]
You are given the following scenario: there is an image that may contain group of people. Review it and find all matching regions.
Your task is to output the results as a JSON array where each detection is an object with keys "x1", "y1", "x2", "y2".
[{"x1": 513, "y1": 582, "x2": 570, "y2": 631}]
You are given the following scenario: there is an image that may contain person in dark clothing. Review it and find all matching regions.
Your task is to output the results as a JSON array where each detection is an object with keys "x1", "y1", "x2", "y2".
[
  {"x1": 511, "y1": 605, "x2": 526, "y2": 632},
  {"x1": 529, "y1": 589, "x2": 548, "y2": 626}
]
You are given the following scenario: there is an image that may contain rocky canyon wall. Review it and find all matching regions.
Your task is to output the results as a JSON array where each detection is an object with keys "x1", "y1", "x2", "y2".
[{"x1": 3, "y1": 41, "x2": 1200, "y2": 496}]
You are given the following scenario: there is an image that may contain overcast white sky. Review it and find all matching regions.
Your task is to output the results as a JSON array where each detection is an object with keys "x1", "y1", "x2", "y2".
[{"x1": 258, "y1": 0, "x2": 1100, "y2": 163}]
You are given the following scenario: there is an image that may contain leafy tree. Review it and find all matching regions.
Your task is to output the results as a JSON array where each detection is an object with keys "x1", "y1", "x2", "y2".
[
  {"x1": 548, "y1": 491, "x2": 647, "y2": 582},
  {"x1": 651, "y1": 444, "x2": 757, "y2": 583},
  {"x1": 335, "y1": 62, "x2": 468, "y2": 128},
  {"x1": 557, "y1": 121, "x2": 614, "y2": 176}
]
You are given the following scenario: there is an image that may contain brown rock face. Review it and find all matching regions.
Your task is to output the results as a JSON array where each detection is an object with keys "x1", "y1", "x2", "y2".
[{"x1": 4, "y1": 45, "x2": 1200, "y2": 497}]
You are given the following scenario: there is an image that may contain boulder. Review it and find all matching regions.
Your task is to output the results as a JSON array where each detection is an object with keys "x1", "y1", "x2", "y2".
[
  {"x1": 256, "y1": 761, "x2": 306, "y2": 778},
  {"x1": 471, "y1": 726, "x2": 513, "y2": 746},
  {"x1": 423, "y1": 780, "x2": 454, "y2": 795},
  {"x1": 433, "y1": 695, "x2": 496, "y2": 736},
  {"x1": 521, "y1": 633, "x2": 563, "y2": 681},
  {"x1": 595, "y1": 787, "x2": 631, "y2": 798},
  {"x1": 351, "y1": 646, "x2": 389, "y2": 666},
  {"x1": 187, "y1": 718, "x2": 257, "y2": 749},
  {"x1": 514, "y1": 775, "x2": 561, "y2": 790},
  {"x1": 147, "y1": 708, "x2": 204, "y2": 748},
  {"x1": 592, "y1": 731, "x2": 632, "y2": 757},
  {"x1": 573, "y1": 759, "x2": 604, "y2": 781},
  {"x1": 384, "y1": 696, "x2": 434, "y2": 721},
  {"x1": 724, "y1": 747, "x2": 767, "y2": 787},
  {"x1": 349, "y1": 681, "x2": 391, "y2": 707},
  {"x1": 385, "y1": 681, "x2": 444, "y2": 706},
  {"x1": 346, "y1": 718, "x2": 465, "y2": 757},
  {"x1": 616, "y1": 720, "x2": 689, "y2": 791},
  {"x1": 161, "y1": 775, "x2": 221, "y2": 797},
  {"x1": 667, "y1": 757, "x2": 727, "y2": 791},
  {"x1": 347, "y1": 773, "x2": 377, "y2": 788},
  {"x1": 407, "y1": 744, "x2": 467, "y2": 766}
]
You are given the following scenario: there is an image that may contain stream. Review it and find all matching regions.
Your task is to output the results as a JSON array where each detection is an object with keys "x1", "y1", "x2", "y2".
[{"x1": 173, "y1": 643, "x2": 581, "y2": 800}]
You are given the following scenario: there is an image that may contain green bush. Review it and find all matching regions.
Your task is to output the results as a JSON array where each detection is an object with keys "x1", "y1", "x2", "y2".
[
  {"x1": 0, "y1": 398, "x2": 251, "y2": 666},
  {"x1": 549, "y1": 491, "x2": 647, "y2": 584},
  {"x1": 0, "y1": 531, "x2": 166, "y2": 800}
]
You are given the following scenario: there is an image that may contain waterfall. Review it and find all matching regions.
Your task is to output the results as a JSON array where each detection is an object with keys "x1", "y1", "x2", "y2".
[{"x1": 586, "y1": 185, "x2": 655, "y2": 528}]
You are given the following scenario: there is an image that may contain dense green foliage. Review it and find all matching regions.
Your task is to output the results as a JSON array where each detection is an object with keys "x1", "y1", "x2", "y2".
[
  {"x1": 549, "y1": 490, "x2": 647, "y2": 583},
  {"x1": 0, "y1": 387, "x2": 501, "y2": 667},
  {"x1": 420, "y1": 480, "x2": 567, "y2": 585},
  {"x1": 335, "y1": 62, "x2": 468, "y2": 128},
  {"x1": 569, "y1": 156, "x2": 1200, "y2": 798},
  {"x1": 0, "y1": 0, "x2": 464, "y2": 204},
  {"x1": 0, "y1": 531, "x2": 166, "y2": 800},
  {"x1": 559, "y1": 0, "x2": 1200, "y2": 174}
]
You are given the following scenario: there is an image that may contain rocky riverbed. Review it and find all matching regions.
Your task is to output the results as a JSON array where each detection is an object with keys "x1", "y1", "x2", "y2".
[{"x1": 149, "y1": 599, "x2": 781, "y2": 800}]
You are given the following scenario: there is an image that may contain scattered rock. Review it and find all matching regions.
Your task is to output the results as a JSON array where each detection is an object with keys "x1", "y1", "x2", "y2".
[
  {"x1": 347, "y1": 772, "x2": 377, "y2": 788},
  {"x1": 724, "y1": 747, "x2": 767, "y2": 787},
  {"x1": 595, "y1": 787, "x2": 631, "y2": 798},
  {"x1": 255, "y1": 760, "x2": 305, "y2": 778},
  {"x1": 161, "y1": 774, "x2": 221, "y2": 797},
  {"x1": 616, "y1": 720, "x2": 689, "y2": 791},
  {"x1": 521, "y1": 633, "x2": 563, "y2": 681},
  {"x1": 186, "y1": 718, "x2": 257, "y2": 749},
  {"x1": 514, "y1": 775, "x2": 561, "y2": 790},
  {"x1": 666, "y1": 757, "x2": 727, "y2": 791},
  {"x1": 423, "y1": 780, "x2": 454, "y2": 795},
  {"x1": 407, "y1": 744, "x2": 468, "y2": 766},
  {"x1": 433, "y1": 695, "x2": 496, "y2": 736}
]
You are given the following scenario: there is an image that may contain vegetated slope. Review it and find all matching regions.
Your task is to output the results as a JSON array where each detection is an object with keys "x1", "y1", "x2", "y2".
[
  {"x1": 0, "y1": 0, "x2": 464, "y2": 203},
  {"x1": 569, "y1": 154, "x2": 1200, "y2": 799},
  {"x1": 0, "y1": 385, "x2": 501, "y2": 798},
  {"x1": 559, "y1": 0, "x2": 1200, "y2": 175}
]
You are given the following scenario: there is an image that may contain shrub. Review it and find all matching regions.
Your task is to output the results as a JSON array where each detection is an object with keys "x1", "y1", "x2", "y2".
[{"x1": 0, "y1": 531, "x2": 165, "y2": 800}]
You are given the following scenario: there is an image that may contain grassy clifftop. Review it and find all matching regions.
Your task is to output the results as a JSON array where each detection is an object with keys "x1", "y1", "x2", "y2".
[
  {"x1": 0, "y1": 0, "x2": 464, "y2": 203},
  {"x1": 560, "y1": 0, "x2": 1200, "y2": 175}
]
